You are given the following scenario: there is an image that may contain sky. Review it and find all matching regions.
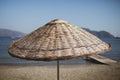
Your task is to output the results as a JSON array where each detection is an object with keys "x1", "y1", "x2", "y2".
[{"x1": 0, "y1": 0, "x2": 120, "y2": 36}]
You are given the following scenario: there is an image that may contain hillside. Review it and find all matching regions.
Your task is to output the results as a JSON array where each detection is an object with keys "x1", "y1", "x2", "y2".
[
  {"x1": 0, "y1": 28, "x2": 114, "y2": 39},
  {"x1": 83, "y1": 28, "x2": 114, "y2": 38},
  {"x1": 0, "y1": 28, "x2": 25, "y2": 38}
]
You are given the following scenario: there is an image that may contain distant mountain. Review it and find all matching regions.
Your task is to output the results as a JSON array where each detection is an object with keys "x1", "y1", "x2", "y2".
[
  {"x1": 82, "y1": 28, "x2": 114, "y2": 38},
  {"x1": 0, "y1": 28, "x2": 114, "y2": 39},
  {"x1": 0, "y1": 28, "x2": 25, "y2": 38}
]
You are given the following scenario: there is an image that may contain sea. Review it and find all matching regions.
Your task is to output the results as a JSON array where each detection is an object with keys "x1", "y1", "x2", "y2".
[{"x1": 0, "y1": 37, "x2": 120, "y2": 65}]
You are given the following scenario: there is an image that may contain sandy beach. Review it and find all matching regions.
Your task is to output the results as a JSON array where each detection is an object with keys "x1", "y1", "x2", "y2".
[{"x1": 0, "y1": 63, "x2": 120, "y2": 80}]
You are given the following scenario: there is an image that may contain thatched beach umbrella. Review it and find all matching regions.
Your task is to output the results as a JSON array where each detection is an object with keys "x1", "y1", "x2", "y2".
[{"x1": 8, "y1": 19, "x2": 111, "y2": 80}]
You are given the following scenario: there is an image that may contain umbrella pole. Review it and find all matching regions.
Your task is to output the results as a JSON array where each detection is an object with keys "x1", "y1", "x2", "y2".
[{"x1": 57, "y1": 60, "x2": 59, "y2": 80}]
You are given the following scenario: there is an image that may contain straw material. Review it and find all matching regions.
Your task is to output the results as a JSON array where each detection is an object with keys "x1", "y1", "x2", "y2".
[{"x1": 8, "y1": 19, "x2": 111, "y2": 61}]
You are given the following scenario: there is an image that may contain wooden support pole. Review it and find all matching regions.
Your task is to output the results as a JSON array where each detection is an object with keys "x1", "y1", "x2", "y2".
[{"x1": 57, "y1": 60, "x2": 59, "y2": 80}]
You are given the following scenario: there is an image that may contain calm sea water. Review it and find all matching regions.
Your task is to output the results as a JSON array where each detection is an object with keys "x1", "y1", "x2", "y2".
[{"x1": 0, "y1": 37, "x2": 120, "y2": 65}]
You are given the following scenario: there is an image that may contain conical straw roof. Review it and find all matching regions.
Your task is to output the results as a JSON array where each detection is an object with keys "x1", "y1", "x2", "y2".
[{"x1": 8, "y1": 19, "x2": 111, "y2": 61}]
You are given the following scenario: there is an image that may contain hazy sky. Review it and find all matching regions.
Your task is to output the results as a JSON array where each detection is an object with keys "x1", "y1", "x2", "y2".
[{"x1": 0, "y1": 0, "x2": 120, "y2": 36}]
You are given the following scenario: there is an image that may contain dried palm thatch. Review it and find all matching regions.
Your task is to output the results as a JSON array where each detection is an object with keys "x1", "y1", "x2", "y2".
[{"x1": 8, "y1": 19, "x2": 111, "y2": 61}]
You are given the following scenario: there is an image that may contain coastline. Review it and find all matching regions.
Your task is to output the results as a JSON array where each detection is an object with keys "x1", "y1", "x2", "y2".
[{"x1": 0, "y1": 63, "x2": 120, "y2": 80}]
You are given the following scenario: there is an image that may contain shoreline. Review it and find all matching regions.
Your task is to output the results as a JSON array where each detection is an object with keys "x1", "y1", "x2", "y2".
[
  {"x1": 0, "y1": 60, "x2": 93, "y2": 66},
  {"x1": 0, "y1": 63, "x2": 120, "y2": 80}
]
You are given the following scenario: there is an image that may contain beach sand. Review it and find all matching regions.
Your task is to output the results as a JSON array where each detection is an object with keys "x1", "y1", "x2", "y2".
[{"x1": 0, "y1": 63, "x2": 120, "y2": 80}]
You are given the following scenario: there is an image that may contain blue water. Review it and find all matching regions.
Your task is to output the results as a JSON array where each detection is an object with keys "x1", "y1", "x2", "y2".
[
  {"x1": 101, "y1": 38, "x2": 120, "y2": 61},
  {"x1": 0, "y1": 37, "x2": 120, "y2": 65}
]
